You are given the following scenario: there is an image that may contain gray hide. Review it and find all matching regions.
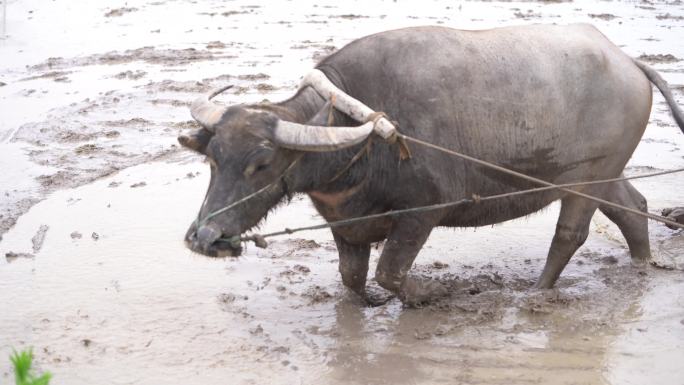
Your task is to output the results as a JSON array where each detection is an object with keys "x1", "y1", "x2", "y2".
[{"x1": 182, "y1": 24, "x2": 684, "y2": 306}]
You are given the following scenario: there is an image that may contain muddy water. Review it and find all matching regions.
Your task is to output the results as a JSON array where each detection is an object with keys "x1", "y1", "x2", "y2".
[
  {"x1": 2, "y1": 0, "x2": 684, "y2": 384},
  {"x1": 1, "y1": 159, "x2": 683, "y2": 385}
]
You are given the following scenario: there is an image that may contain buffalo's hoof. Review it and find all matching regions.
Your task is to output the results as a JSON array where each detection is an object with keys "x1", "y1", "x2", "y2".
[
  {"x1": 630, "y1": 257, "x2": 651, "y2": 268},
  {"x1": 398, "y1": 277, "x2": 448, "y2": 307},
  {"x1": 364, "y1": 286, "x2": 395, "y2": 307}
]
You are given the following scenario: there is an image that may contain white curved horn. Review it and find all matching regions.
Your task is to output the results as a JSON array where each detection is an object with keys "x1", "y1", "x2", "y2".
[
  {"x1": 273, "y1": 120, "x2": 374, "y2": 152},
  {"x1": 300, "y1": 69, "x2": 397, "y2": 140},
  {"x1": 190, "y1": 85, "x2": 233, "y2": 131}
]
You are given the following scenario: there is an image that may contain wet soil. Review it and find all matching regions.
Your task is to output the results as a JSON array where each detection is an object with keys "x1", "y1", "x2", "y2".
[
  {"x1": 1, "y1": 162, "x2": 683, "y2": 385},
  {"x1": 1, "y1": 1, "x2": 684, "y2": 384}
]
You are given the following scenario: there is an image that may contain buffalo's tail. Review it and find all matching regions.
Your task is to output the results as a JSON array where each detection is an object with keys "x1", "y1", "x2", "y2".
[{"x1": 633, "y1": 59, "x2": 684, "y2": 133}]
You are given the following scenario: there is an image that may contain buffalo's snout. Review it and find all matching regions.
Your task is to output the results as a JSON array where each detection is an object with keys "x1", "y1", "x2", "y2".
[
  {"x1": 197, "y1": 222, "x2": 222, "y2": 246},
  {"x1": 184, "y1": 221, "x2": 242, "y2": 257}
]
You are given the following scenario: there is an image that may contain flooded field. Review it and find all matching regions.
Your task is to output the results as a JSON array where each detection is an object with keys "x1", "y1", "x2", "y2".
[{"x1": 1, "y1": 1, "x2": 683, "y2": 384}]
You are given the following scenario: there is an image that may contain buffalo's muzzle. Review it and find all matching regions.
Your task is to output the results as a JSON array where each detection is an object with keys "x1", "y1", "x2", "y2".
[{"x1": 184, "y1": 222, "x2": 242, "y2": 257}]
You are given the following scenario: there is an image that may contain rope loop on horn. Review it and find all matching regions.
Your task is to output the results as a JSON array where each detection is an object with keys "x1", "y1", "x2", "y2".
[{"x1": 365, "y1": 111, "x2": 411, "y2": 160}]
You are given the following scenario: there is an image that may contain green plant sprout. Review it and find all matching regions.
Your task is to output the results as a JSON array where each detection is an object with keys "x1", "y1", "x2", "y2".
[{"x1": 9, "y1": 349, "x2": 51, "y2": 385}]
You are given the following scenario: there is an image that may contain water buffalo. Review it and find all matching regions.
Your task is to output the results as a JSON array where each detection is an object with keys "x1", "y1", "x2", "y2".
[{"x1": 179, "y1": 24, "x2": 684, "y2": 306}]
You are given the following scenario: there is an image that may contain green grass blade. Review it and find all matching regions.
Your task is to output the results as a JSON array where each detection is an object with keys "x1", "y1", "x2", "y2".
[
  {"x1": 9, "y1": 348, "x2": 51, "y2": 385},
  {"x1": 10, "y1": 349, "x2": 33, "y2": 383},
  {"x1": 30, "y1": 373, "x2": 53, "y2": 385}
]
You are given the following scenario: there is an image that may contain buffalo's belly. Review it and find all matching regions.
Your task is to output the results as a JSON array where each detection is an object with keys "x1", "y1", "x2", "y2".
[
  {"x1": 438, "y1": 190, "x2": 562, "y2": 227},
  {"x1": 309, "y1": 197, "x2": 392, "y2": 244}
]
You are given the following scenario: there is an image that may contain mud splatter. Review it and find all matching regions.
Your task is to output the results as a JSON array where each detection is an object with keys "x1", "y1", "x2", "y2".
[
  {"x1": 104, "y1": 7, "x2": 138, "y2": 18},
  {"x1": 5, "y1": 251, "x2": 35, "y2": 262},
  {"x1": 638, "y1": 53, "x2": 681, "y2": 63},
  {"x1": 656, "y1": 13, "x2": 684, "y2": 21},
  {"x1": 31, "y1": 225, "x2": 49, "y2": 253},
  {"x1": 30, "y1": 47, "x2": 236, "y2": 71},
  {"x1": 589, "y1": 13, "x2": 618, "y2": 20},
  {"x1": 113, "y1": 70, "x2": 147, "y2": 80}
]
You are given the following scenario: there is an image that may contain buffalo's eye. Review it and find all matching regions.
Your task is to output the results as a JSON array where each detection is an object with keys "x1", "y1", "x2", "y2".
[
  {"x1": 244, "y1": 143, "x2": 274, "y2": 177},
  {"x1": 244, "y1": 156, "x2": 272, "y2": 177},
  {"x1": 245, "y1": 160, "x2": 270, "y2": 176}
]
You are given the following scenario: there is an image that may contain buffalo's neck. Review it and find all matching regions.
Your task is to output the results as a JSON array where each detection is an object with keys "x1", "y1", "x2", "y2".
[
  {"x1": 293, "y1": 147, "x2": 370, "y2": 193},
  {"x1": 253, "y1": 83, "x2": 373, "y2": 203},
  {"x1": 261, "y1": 85, "x2": 370, "y2": 196}
]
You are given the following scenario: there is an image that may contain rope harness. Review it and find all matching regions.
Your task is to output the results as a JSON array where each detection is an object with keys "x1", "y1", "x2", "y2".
[
  {"x1": 238, "y1": 166, "x2": 684, "y2": 247},
  {"x1": 196, "y1": 156, "x2": 302, "y2": 227},
  {"x1": 196, "y1": 109, "x2": 684, "y2": 250}
]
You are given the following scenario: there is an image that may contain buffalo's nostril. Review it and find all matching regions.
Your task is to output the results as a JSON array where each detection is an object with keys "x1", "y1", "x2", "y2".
[
  {"x1": 185, "y1": 222, "x2": 198, "y2": 242},
  {"x1": 196, "y1": 223, "x2": 222, "y2": 246}
]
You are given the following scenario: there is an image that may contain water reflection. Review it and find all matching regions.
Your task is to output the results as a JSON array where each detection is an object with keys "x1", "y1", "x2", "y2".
[
  {"x1": 323, "y1": 298, "x2": 423, "y2": 385},
  {"x1": 318, "y1": 264, "x2": 684, "y2": 385}
]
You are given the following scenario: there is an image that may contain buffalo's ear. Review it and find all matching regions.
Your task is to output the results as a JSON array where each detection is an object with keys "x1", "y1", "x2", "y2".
[
  {"x1": 178, "y1": 129, "x2": 213, "y2": 153},
  {"x1": 306, "y1": 101, "x2": 334, "y2": 126}
]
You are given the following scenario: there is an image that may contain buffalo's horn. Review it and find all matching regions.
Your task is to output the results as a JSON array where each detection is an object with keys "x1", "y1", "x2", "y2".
[
  {"x1": 190, "y1": 85, "x2": 234, "y2": 131},
  {"x1": 272, "y1": 120, "x2": 374, "y2": 152},
  {"x1": 300, "y1": 69, "x2": 397, "y2": 140}
]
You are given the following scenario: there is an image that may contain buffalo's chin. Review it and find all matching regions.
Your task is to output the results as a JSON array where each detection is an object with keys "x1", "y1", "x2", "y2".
[
  {"x1": 186, "y1": 238, "x2": 243, "y2": 258},
  {"x1": 211, "y1": 241, "x2": 243, "y2": 258}
]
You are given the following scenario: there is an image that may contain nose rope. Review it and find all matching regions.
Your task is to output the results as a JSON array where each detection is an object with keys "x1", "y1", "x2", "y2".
[{"x1": 198, "y1": 157, "x2": 302, "y2": 227}]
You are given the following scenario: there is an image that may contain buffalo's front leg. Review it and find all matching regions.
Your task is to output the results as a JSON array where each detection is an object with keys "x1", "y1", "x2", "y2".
[
  {"x1": 374, "y1": 215, "x2": 447, "y2": 306},
  {"x1": 333, "y1": 232, "x2": 371, "y2": 298}
]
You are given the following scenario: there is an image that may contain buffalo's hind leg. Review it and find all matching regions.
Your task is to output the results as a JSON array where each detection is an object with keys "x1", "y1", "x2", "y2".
[
  {"x1": 598, "y1": 180, "x2": 651, "y2": 265},
  {"x1": 534, "y1": 195, "x2": 600, "y2": 289}
]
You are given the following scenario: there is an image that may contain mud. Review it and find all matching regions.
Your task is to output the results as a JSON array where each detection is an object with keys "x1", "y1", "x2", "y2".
[
  {"x1": 1, "y1": 0, "x2": 684, "y2": 384},
  {"x1": 29, "y1": 47, "x2": 237, "y2": 72},
  {"x1": 30, "y1": 224, "x2": 48, "y2": 253},
  {"x1": 588, "y1": 13, "x2": 618, "y2": 21},
  {"x1": 104, "y1": 7, "x2": 138, "y2": 18},
  {"x1": 1, "y1": 162, "x2": 683, "y2": 384},
  {"x1": 638, "y1": 53, "x2": 681, "y2": 63}
]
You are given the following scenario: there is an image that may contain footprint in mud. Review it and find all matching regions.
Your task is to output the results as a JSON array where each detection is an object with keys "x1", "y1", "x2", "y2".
[
  {"x1": 216, "y1": 293, "x2": 253, "y2": 319},
  {"x1": 302, "y1": 285, "x2": 333, "y2": 304},
  {"x1": 279, "y1": 264, "x2": 311, "y2": 284},
  {"x1": 5, "y1": 251, "x2": 35, "y2": 263}
]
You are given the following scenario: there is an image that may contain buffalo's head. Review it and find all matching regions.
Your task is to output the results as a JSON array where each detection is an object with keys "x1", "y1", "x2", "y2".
[{"x1": 179, "y1": 86, "x2": 375, "y2": 257}]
